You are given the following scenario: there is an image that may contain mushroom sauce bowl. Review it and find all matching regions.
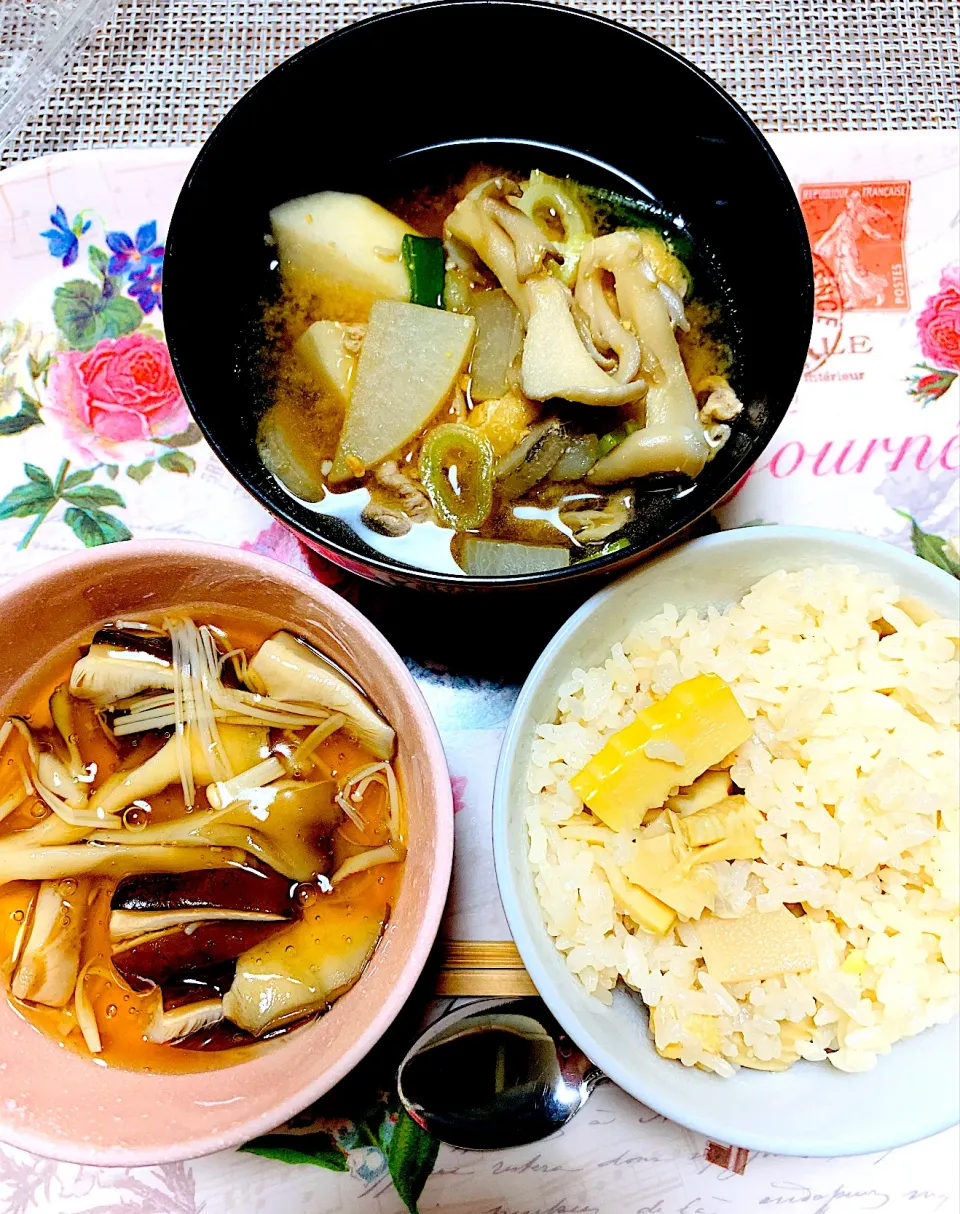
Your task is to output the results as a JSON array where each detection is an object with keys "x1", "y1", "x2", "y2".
[{"x1": 0, "y1": 542, "x2": 452, "y2": 1164}]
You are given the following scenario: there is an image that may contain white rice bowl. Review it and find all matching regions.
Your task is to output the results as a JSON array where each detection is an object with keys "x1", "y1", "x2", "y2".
[
  {"x1": 493, "y1": 528, "x2": 960, "y2": 1154},
  {"x1": 526, "y1": 562, "x2": 959, "y2": 1076}
]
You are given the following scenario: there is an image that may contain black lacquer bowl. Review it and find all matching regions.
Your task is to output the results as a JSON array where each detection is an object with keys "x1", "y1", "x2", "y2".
[{"x1": 164, "y1": 0, "x2": 813, "y2": 591}]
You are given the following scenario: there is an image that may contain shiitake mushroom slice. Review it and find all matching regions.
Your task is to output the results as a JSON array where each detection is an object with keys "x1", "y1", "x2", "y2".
[
  {"x1": 112, "y1": 919, "x2": 289, "y2": 990},
  {"x1": 110, "y1": 866, "x2": 295, "y2": 940}
]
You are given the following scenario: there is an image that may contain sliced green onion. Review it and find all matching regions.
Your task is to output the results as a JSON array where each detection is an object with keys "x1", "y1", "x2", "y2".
[
  {"x1": 402, "y1": 235, "x2": 446, "y2": 309},
  {"x1": 573, "y1": 536, "x2": 631, "y2": 563},
  {"x1": 597, "y1": 420, "x2": 641, "y2": 458},
  {"x1": 419, "y1": 424, "x2": 494, "y2": 531}
]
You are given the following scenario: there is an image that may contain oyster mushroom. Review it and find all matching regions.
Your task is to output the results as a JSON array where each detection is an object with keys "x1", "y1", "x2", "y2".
[
  {"x1": 11, "y1": 879, "x2": 87, "y2": 1007},
  {"x1": 69, "y1": 625, "x2": 175, "y2": 707},
  {"x1": 95, "y1": 779, "x2": 339, "y2": 885},
  {"x1": 0, "y1": 841, "x2": 247, "y2": 885},
  {"x1": 146, "y1": 995, "x2": 224, "y2": 1045},
  {"x1": 89, "y1": 724, "x2": 267, "y2": 818},
  {"x1": 560, "y1": 489, "x2": 635, "y2": 543},
  {"x1": 575, "y1": 232, "x2": 711, "y2": 482},
  {"x1": 444, "y1": 178, "x2": 646, "y2": 407},
  {"x1": 223, "y1": 896, "x2": 385, "y2": 1037},
  {"x1": 248, "y1": 632, "x2": 395, "y2": 761},
  {"x1": 50, "y1": 684, "x2": 93, "y2": 786}
]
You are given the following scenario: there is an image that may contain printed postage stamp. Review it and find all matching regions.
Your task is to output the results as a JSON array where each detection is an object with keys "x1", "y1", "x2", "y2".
[
  {"x1": 800, "y1": 180, "x2": 911, "y2": 312},
  {"x1": 805, "y1": 252, "x2": 845, "y2": 374}
]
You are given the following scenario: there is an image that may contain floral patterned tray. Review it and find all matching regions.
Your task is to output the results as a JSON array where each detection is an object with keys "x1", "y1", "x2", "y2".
[{"x1": 0, "y1": 136, "x2": 957, "y2": 1213}]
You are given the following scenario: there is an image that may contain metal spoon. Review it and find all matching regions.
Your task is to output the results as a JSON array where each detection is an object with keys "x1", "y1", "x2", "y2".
[{"x1": 397, "y1": 996, "x2": 607, "y2": 1150}]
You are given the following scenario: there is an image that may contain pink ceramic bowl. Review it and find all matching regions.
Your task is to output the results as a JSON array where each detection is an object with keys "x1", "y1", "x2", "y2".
[{"x1": 0, "y1": 541, "x2": 453, "y2": 1165}]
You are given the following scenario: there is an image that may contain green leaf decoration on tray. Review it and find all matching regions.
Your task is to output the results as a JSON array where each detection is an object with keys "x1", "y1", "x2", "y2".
[
  {"x1": 53, "y1": 278, "x2": 142, "y2": 351},
  {"x1": 241, "y1": 1130, "x2": 349, "y2": 1172},
  {"x1": 88, "y1": 244, "x2": 110, "y2": 278},
  {"x1": 1, "y1": 321, "x2": 50, "y2": 436},
  {"x1": 157, "y1": 449, "x2": 196, "y2": 475},
  {"x1": 156, "y1": 422, "x2": 204, "y2": 448},
  {"x1": 897, "y1": 511, "x2": 960, "y2": 578},
  {"x1": 0, "y1": 393, "x2": 43, "y2": 436},
  {"x1": 241, "y1": 1070, "x2": 440, "y2": 1213},
  {"x1": 0, "y1": 458, "x2": 131, "y2": 550},
  {"x1": 387, "y1": 1110, "x2": 441, "y2": 1214}
]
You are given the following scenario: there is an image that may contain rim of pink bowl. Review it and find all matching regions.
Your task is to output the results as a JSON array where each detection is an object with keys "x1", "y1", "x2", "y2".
[{"x1": 0, "y1": 539, "x2": 454, "y2": 1166}]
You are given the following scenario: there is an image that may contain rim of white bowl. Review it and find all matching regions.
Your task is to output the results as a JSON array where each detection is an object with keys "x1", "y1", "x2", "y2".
[{"x1": 493, "y1": 525, "x2": 960, "y2": 1157}]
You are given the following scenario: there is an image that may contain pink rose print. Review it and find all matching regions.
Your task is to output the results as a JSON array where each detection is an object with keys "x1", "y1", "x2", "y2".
[
  {"x1": 240, "y1": 520, "x2": 315, "y2": 575},
  {"x1": 451, "y1": 774, "x2": 469, "y2": 814},
  {"x1": 47, "y1": 332, "x2": 190, "y2": 463},
  {"x1": 917, "y1": 265, "x2": 960, "y2": 372},
  {"x1": 241, "y1": 520, "x2": 358, "y2": 599},
  {"x1": 908, "y1": 265, "x2": 960, "y2": 404}
]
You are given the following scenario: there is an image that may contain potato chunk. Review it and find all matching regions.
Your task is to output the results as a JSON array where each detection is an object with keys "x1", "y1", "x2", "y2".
[
  {"x1": 295, "y1": 321, "x2": 363, "y2": 408},
  {"x1": 270, "y1": 192, "x2": 416, "y2": 302},
  {"x1": 331, "y1": 302, "x2": 476, "y2": 481}
]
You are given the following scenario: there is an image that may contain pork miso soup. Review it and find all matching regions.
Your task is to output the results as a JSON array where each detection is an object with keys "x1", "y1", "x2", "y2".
[
  {"x1": 257, "y1": 165, "x2": 739, "y2": 576},
  {"x1": 0, "y1": 613, "x2": 403, "y2": 1072}
]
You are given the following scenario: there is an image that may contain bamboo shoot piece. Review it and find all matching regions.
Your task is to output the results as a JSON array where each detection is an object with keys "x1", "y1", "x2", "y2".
[
  {"x1": 570, "y1": 674, "x2": 752, "y2": 831},
  {"x1": 697, "y1": 907, "x2": 816, "y2": 984}
]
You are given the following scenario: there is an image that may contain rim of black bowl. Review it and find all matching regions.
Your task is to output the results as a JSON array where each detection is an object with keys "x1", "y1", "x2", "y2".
[{"x1": 165, "y1": 0, "x2": 814, "y2": 591}]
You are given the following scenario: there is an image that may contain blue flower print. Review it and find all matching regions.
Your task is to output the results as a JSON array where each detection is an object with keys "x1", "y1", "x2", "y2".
[
  {"x1": 40, "y1": 206, "x2": 91, "y2": 267},
  {"x1": 105, "y1": 221, "x2": 164, "y2": 277},
  {"x1": 128, "y1": 264, "x2": 163, "y2": 314}
]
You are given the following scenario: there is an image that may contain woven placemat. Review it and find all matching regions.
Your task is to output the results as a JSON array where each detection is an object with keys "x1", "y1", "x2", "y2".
[{"x1": 2, "y1": 0, "x2": 958, "y2": 170}]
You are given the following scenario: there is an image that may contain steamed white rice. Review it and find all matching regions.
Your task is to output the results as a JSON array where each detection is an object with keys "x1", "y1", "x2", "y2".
[{"x1": 526, "y1": 565, "x2": 960, "y2": 1075}]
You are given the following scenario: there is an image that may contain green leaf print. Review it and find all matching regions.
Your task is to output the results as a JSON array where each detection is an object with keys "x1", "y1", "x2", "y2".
[
  {"x1": 53, "y1": 279, "x2": 141, "y2": 350},
  {"x1": 127, "y1": 460, "x2": 155, "y2": 482},
  {"x1": 62, "y1": 483, "x2": 126, "y2": 509},
  {"x1": 52, "y1": 281, "x2": 102, "y2": 349},
  {"x1": 0, "y1": 460, "x2": 131, "y2": 550},
  {"x1": 26, "y1": 352, "x2": 52, "y2": 384},
  {"x1": 157, "y1": 450, "x2": 196, "y2": 475},
  {"x1": 156, "y1": 423, "x2": 203, "y2": 448},
  {"x1": 63, "y1": 506, "x2": 132, "y2": 547},
  {"x1": 98, "y1": 294, "x2": 143, "y2": 341},
  {"x1": 240, "y1": 1132, "x2": 348, "y2": 1172},
  {"x1": 61, "y1": 468, "x2": 95, "y2": 490},
  {"x1": 0, "y1": 479, "x2": 56, "y2": 520},
  {"x1": 23, "y1": 464, "x2": 52, "y2": 486},
  {"x1": 0, "y1": 394, "x2": 43, "y2": 436},
  {"x1": 386, "y1": 1111, "x2": 439, "y2": 1214},
  {"x1": 896, "y1": 511, "x2": 960, "y2": 579},
  {"x1": 88, "y1": 245, "x2": 109, "y2": 278}
]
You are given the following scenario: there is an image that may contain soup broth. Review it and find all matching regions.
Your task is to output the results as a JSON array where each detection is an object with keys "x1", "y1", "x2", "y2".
[
  {"x1": 257, "y1": 162, "x2": 737, "y2": 576},
  {"x1": 0, "y1": 610, "x2": 403, "y2": 1073}
]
